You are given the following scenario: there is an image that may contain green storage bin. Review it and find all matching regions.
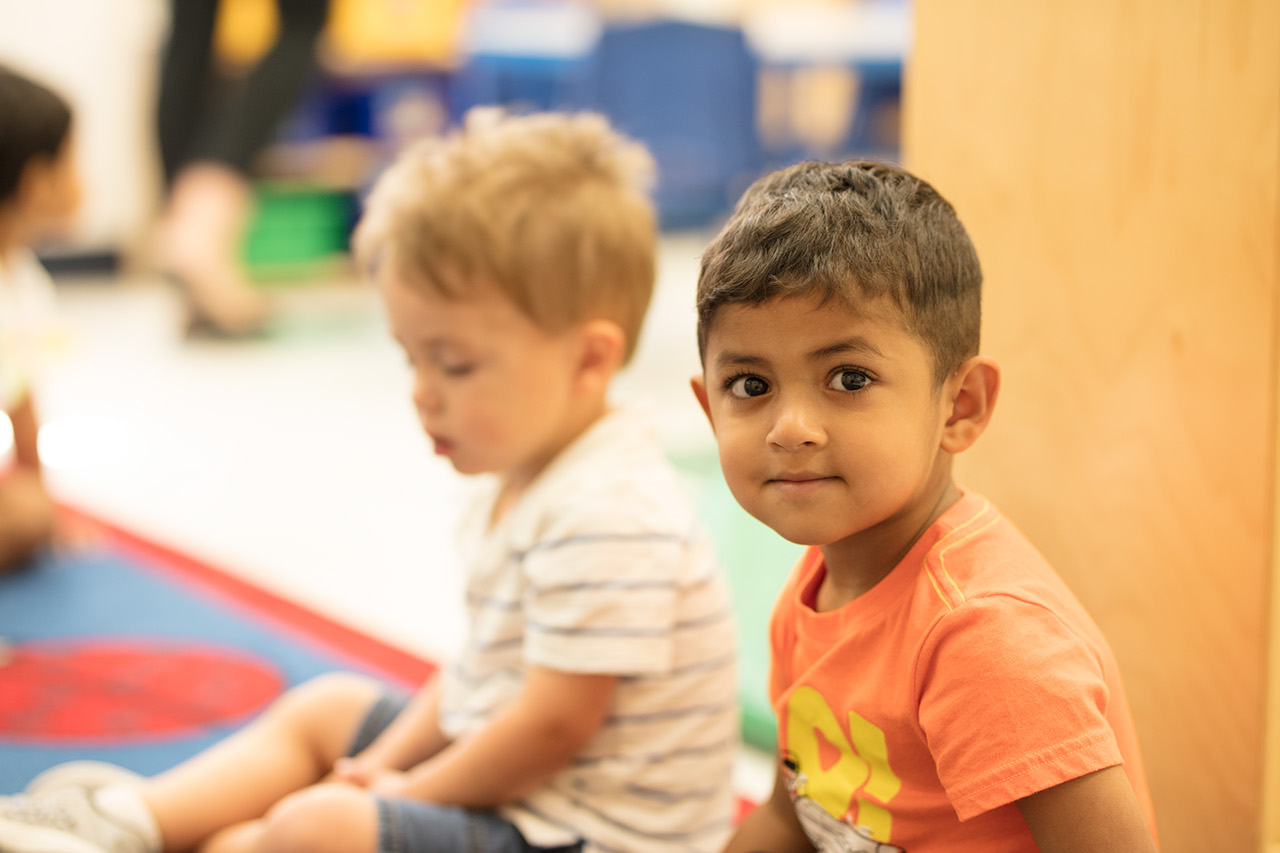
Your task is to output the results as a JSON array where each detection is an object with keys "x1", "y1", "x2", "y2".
[{"x1": 241, "y1": 183, "x2": 355, "y2": 281}]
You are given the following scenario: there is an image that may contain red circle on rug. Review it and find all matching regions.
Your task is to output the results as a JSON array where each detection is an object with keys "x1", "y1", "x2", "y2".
[{"x1": 0, "y1": 640, "x2": 283, "y2": 742}]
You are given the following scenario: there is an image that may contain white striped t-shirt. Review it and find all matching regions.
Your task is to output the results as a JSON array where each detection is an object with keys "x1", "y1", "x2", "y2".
[{"x1": 438, "y1": 408, "x2": 739, "y2": 853}]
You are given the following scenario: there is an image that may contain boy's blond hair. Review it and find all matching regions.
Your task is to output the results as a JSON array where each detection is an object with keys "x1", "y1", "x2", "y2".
[{"x1": 354, "y1": 109, "x2": 658, "y2": 363}]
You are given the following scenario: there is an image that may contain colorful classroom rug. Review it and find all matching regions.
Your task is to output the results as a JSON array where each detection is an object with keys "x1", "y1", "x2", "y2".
[{"x1": 0, "y1": 507, "x2": 434, "y2": 794}]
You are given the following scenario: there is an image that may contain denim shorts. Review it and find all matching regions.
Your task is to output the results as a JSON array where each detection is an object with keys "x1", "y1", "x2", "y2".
[{"x1": 348, "y1": 694, "x2": 584, "y2": 853}]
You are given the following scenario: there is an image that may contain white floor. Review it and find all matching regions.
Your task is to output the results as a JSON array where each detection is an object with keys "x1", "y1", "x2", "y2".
[{"x1": 9, "y1": 233, "x2": 775, "y2": 799}]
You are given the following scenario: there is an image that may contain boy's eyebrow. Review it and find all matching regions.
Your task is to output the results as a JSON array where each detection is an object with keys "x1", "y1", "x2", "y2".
[
  {"x1": 712, "y1": 337, "x2": 887, "y2": 370},
  {"x1": 810, "y1": 337, "x2": 886, "y2": 360},
  {"x1": 399, "y1": 333, "x2": 460, "y2": 352},
  {"x1": 713, "y1": 351, "x2": 769, "y2": 369}
]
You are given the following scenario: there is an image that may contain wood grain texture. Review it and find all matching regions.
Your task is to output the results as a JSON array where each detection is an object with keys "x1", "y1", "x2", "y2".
[
  {"x1": 902, "y1": 3, "x2": 1279, "y2": 850},
  {"x1": 1268, "y1": 310, "x2": 1280, "y2": 847}
]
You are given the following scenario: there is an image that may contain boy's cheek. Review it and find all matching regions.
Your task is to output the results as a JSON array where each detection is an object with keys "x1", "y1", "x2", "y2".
[{"x1": 716, "y1": 432, "x2": 757, "y2": 476}]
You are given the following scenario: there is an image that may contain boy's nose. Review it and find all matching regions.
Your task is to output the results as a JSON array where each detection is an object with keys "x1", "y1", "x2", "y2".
[
  {"x1": 413, "y1": 376, "x2": 444, "y2": 417},
  {"x1": 766, "y1": 403, "x2": 825, "y2": 451}
]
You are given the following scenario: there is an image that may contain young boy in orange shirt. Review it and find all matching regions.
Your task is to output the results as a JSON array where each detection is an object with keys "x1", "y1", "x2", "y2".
[{"x1": 691, "y1": 161, "x2": 1158, "y2": 852}]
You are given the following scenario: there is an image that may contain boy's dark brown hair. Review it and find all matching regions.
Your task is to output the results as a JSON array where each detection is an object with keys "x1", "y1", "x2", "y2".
[
  {"x1": 696, "y1": 160, "x2": 982, "y2": 384},
  {"x1": 0, "y1": 66, "x2": 72, "y2": 205}
]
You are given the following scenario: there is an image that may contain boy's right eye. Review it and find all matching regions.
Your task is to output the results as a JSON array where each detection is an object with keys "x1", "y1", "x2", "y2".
[{"x1": 727, "y1": 375, "x2": 769, "y2": 398}]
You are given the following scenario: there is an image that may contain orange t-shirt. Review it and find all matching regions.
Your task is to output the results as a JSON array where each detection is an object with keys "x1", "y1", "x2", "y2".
[{"x1": 768, "y1": 491, "x2": 1156, "y2": 851}]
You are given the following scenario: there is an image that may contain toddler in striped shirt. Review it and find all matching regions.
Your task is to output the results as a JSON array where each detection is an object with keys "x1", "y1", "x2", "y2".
[{"x1": 0, "y1": 109, "x2": 738, "y2": 853}]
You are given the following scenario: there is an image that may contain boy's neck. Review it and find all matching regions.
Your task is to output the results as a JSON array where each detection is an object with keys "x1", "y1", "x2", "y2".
[
  {"x1": 490, "y1": 394, "x2": 611, "y2": 527},
  {"x1": 815, "y1": 471, "x2": 963, "y2": 612}
]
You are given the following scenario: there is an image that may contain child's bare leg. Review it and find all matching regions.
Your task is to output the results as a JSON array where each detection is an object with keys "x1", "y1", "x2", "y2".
[
  {"x1": 196, "y1": 785, "x2": 379, "y2": 853},
  {"x1": 0, "y1": 469, "x2": 55, "y2": 572},
  {"x1": 196, "y1": 820, "x2": 265, "y2": 853},
  {"x1": 142, "y1": 672, "x2": 383, "y2": 852}
]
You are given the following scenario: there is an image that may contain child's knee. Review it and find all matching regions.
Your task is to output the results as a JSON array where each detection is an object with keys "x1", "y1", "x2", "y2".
[
  {"x1": 261, "y1": 784, "x2": 380, "y2": 853},
  {"x1": 267, "y1": 672, "x2": 384, "y2": 726}
]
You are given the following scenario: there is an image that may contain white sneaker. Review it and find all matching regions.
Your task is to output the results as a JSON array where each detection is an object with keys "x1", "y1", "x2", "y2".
[
  {"x1": 0, "y1": 788, "x2": 149, "y2": 853},
  {"x1": 25, "y1": 763, "x2": 143, "y2": 797}
]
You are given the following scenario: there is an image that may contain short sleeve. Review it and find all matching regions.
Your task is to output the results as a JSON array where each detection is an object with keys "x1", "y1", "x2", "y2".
[
  {"x1": 519, "y1": 502, "x2": 686, "y2": 676},
  {"x1": 915, "y1": 594, "x2": 1124, "y2": 820}
]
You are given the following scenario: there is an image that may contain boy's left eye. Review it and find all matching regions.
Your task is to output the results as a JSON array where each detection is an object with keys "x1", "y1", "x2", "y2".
[
  {"x1": 441, "y1": 363, "x2": 477, "y2": 378},
  {"x1": 828, "y1": 369, "x2": 871, "y2": 392}
]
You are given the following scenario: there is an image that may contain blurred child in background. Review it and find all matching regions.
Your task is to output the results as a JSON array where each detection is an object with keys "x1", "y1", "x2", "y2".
[{"x1": 0, "y1": 66, "x2": 80, "y2": 574}]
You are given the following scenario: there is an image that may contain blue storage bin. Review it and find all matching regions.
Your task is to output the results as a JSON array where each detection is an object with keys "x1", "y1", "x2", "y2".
[
  {"x1": 450, "y1": 1, "x2": 601, "y2": 116},
  {"x1": 593, "y1": 20, "x2": 764, "y2": 229}
]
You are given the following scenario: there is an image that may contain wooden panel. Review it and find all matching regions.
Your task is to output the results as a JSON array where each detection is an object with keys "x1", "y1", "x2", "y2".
[
  {"x1": 1268, "y1": 381, "x2": 1280, "y2": 845},
  {"x1": 903, "y1": 3, "x2": 1279, "y2": 850}
]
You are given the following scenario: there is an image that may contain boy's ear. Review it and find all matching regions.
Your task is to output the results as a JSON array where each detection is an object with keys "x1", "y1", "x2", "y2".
[
  {"x1": 940, "y1": 356, "x2": 1000, "y2": 454},
  {"x1": 573, "y1": 320, "x2": 626, "y2": 394},
  {"x1": 690, "y1": 375, "x2": 714, "y2": 432}
]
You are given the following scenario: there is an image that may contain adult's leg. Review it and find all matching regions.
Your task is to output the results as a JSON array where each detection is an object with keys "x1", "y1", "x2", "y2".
[
  {"x1": 142, "y1": 672, "x2": 383, "y2": 852},
  {"x1": 153, "y1": 0, "x2": 331, "y2": 336},
  {"x1": 190, "y1": 0, "x2": 331, "y2": 175},
  {"x1": 153, "y1": 162, "x2": 266, "y2": 336},
  {"x1": 156, "y1": 0, "x2": 220, "y2": 185}
]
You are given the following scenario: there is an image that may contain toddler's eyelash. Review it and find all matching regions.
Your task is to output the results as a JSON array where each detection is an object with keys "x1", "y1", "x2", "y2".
[{"x1": 721, "y1": 372, "x2": 753, "y2": 391}]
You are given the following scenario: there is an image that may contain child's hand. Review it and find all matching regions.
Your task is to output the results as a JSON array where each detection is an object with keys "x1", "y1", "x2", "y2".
[
  {"x1": 331, "y1": 757, "x2": 379, "y2": 787},
  {"x1": 333, "y1": 759, "x2": 411, "y2": 797},
  {"x1": 366, "y1": 769, "x2": 412, "y2": 798}
]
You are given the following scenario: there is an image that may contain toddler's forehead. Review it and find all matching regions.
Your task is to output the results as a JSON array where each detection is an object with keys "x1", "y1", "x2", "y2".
[{"x1": 381, "y1": 265, "x2": 572, "y2": 346}]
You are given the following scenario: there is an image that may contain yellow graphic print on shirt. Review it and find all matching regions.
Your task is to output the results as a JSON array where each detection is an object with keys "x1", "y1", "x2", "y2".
[{"x1": 783, "y1": 686, "x2": 905, "y2": 852}]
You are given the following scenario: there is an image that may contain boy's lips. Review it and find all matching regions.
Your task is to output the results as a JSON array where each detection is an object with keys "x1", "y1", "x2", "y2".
[
  {"x1": 770, "y1": 471, "x2": 833, "y2": 482},
  {"x1": 767, "y1": 472, "x2": 839, "y2": 496},
  {"x1": 430, "y1": 435, "x2": 455, "y2": 456}
]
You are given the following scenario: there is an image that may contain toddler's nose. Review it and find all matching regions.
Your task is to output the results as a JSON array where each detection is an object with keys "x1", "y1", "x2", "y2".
[{"x1": 412, "y1": 374, "x2": 444, "y2": 417}]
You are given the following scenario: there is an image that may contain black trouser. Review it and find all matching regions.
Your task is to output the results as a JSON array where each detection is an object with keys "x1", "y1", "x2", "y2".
[{"x1": 157, "y1": 0, "x2": 330, "y2": 184}]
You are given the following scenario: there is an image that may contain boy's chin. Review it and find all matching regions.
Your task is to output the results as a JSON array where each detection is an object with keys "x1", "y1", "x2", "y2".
[
  {"x1": 746, "y1": 514, "x2": 843, "y2": 548},
  {"x1": 778, "y1": 531, "x2": 843, "y2": 548}
]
